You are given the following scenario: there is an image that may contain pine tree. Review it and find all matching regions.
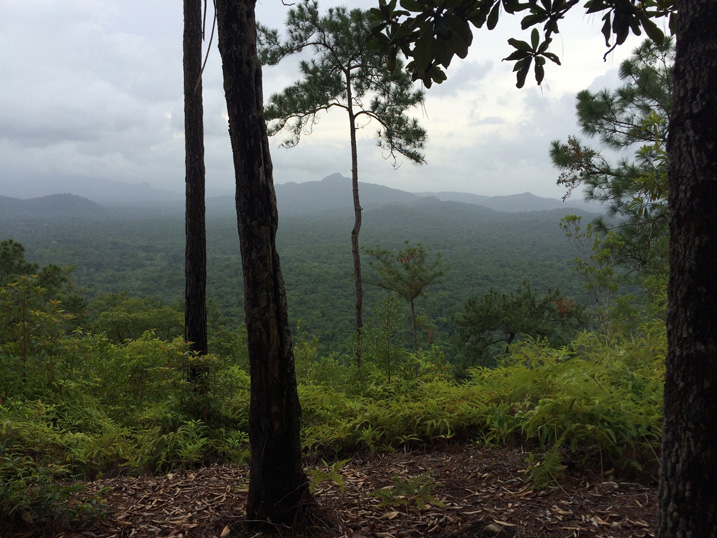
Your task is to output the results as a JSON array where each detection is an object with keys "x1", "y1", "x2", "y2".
[
  {"x1": 214, "y1": 0, "x2": 309, "y2": 524},
  {"x1": 261, "y1": 0, "x2": 427, "y2": 366},
  {"x1": 550, "y1": 38, "x2": 673, "y2": 277}
]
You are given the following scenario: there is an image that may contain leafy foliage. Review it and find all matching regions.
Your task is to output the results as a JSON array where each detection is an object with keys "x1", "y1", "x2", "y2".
[
  {"x1": 307, "y1": 458, "x2": 350, "y2": 494},
  {"x1": 454, "y1": 282, "x2": 587, "y2": 368},
  {"x1": 369, "y1": 0, "x2": 675, "y2": 88},
  {"x1": 551, "y1": 39, "x2": 672, "y2": 278},
  {"x1": 88, "y1": 293, "x2": 183, "y2": 343},
  {"x1": 559, "y1": 215, "x2": 620, "y2": 312},
  {"x1": 365, "y1": 242, "x2": 445, "y2": 351},
  {"x1": 370, "y1": 472, "x2": 445, "y2": 511},
  {"x1": 1, "y1": 242, "x2": 665, "y2": 531}
]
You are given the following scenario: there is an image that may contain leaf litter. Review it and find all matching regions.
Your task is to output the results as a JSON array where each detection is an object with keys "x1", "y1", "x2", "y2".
[{"x1": 17, "y1": 444, "x2": 656, "y2": 537}]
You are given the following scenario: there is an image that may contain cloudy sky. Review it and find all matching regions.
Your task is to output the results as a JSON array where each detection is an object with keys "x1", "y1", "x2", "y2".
[{"x1": 0, "y1": 0, "x2": 652, "y2": 201}]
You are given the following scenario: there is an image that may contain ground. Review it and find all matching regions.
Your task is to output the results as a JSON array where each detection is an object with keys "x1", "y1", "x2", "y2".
[{"x1": 14, "y1": 445, "x2": 658, "y2": 537}]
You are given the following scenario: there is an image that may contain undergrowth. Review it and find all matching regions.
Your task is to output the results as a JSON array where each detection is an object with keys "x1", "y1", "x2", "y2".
[{"x1": 1, "y1": 311, "x2": 665, "y2": 531}]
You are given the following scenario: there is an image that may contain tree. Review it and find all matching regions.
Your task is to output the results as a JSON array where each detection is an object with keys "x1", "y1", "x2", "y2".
[
  {"x1": 658, "y1": 3, "x2": 717, "y2": 535},
  {"x1": 88, "y1": 293, "x2": 183, "y2": 343},
  {"x1": 213, "y1": 0, "x2": 309, "y2": 525},
  {"x1": 559, "y1": 215, "x2": 620, "y2": 333},
  {"x1": 365, "y1": 294, "x2": 406, "y2": 382},
  {"x1": 183, "y1": 0, "x2": 209, "y2": 376},
  {"x1": 551, "y1": 38, "x2": 673, "y2": 278},
  {"x1": 0, "y1": 275, "x2": 74, "y2": 396},
  {"x1": 0, "y1": 239, "x2": 86, "y2": 325},
  {"x1": 0, "y1": 241, "x2": 80, "y2": 395},
  {"x1": 0, "y1": 239, "x2": 38, "y2": 286},
  {"x1": 261, "y1": 0, "x2": 427, "y2": 366},
  {"x1": 454, "y1": 283, "x2": 586, "y2": 367},
  {"x1": 371, "y1": 1, "x2": 717, "y2": 535},
  {"x1": 365, "y1": 242, "x2": 443, "y2": 352}
]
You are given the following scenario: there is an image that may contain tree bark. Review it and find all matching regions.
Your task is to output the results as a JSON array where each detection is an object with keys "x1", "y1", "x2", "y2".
[
  {"x1": 214, "y1": 0, "x2": 309, "y2": 524},
  {"x1": 658, "y1": 2, "x2": 717, "y2": 536},
  {"x1": 347, "y1": 71, "x2": 363, "y2": 368},
  {"x1": 183, "y1": 0, "x2": 208, "y2": 368}
]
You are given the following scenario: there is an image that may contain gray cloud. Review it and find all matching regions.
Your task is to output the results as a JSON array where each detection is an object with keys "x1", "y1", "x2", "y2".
[{"x1": 1, "y1": 0, "x2": 638, "y2": 203}]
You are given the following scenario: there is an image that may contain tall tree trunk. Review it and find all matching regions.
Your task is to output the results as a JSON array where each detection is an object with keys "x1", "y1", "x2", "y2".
[
  {"x1": 214, "y1": 0, "x2": 309, "y2": 524},
  {"x1": 346, "y1": 72, "x2": 363, "y2": 368},
  {"x1": 183, "y1": 0, "x2": 208, "y2": 372},
  {"x1": 658, "y1": 2, "x2": 717, "y2": 536}
]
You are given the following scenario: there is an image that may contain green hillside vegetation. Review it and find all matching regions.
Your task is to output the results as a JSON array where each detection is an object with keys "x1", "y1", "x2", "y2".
[
  {"x1": 1, "y1": 200, "x2": 594, "y2": 355},
  {"x1": 0, "y1": 233, "x2": 665, "y2": 530},
  {"x1": 0, "y1": 194, "x2": 665, "y2": 530}
]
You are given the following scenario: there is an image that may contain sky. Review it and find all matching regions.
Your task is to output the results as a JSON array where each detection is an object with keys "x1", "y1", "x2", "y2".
[{"x1": 0, "y1": 0, "x2": 653, "y2": 201}]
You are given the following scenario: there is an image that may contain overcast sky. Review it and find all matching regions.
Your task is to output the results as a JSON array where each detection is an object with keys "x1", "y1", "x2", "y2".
[{"x1": 0, "y1": 0, "x2": 653, "y2": 200}]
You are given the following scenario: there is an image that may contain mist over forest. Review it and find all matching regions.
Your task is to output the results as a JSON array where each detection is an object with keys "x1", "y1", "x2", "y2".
[{"x1": 1, "y1": 176, "x2": 598, "y2": 354}]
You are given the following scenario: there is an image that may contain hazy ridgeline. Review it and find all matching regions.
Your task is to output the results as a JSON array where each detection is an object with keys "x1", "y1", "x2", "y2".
[{"x1": 0, "y1": 191, "x2": 594, "y2": 354}]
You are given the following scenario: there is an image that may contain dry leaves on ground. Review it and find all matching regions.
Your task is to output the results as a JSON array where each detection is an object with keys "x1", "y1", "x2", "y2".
[{"x1": 12, "y1": 445, "x2": 657, "y2": 538}]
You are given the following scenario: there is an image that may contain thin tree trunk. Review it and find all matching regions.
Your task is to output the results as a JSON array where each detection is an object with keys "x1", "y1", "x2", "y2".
[
  {"x1": 183, "y1": 0, "x2": 208, "y2": 373},
  {"x1": 409, "y1": 297, "x2": 417, "y2": 352},
  {"x1": 21, "y1": 286, "x2": 27, "y2": 386},
  {"x1": 657, "y1": 1, "x2": 717, "y2": 536},
  {"x1": 214, "y1": 0, "x2": 309, "y2": 524},
  {"x1": 346, "y1": 71, "x2": 363, "y2": 368}
]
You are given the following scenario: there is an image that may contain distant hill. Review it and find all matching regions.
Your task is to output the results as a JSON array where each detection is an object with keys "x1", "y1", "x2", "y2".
[
  {"x1": 0, "y1": 176, "x2": 184, "y2": 205},
  {"x1": 270, "y1": 173, "x2": 594, "y2": 216},
  {"x1": 0, "y1": 193, "x2": 105, "y2": 218},
  {"x1": 277, "y1": 173, "x2": 422, "y2": 215},
  {"x1": 418, "y1": 190, "x2": 593, "y2": 213},
  {"x1": 271, "y1": 174, "x2": 598, "y2": 215},
  {"x1": 1, "y1": 173, "x2": 600, "y2": 219}
]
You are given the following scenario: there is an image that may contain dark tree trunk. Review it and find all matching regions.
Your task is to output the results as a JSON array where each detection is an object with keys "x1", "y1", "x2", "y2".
[
  {"x1": 658, "y1": 2, "x2": 717, "y2": 536},
  {"x1": 183, "y1": 0, "x2": 208, "y2": 370},
  {"x1": 346, "y1": 73, "x2": 363, "y2": 368},
  {"x1": 214, "y1": 0, "x2": 309, "y2": 524}
]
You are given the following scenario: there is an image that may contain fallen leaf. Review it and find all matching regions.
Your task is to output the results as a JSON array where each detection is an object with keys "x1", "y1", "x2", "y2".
[
  {"x1": 483, "y1": 523, "x2": 506, "y2": 535},
  {"x1": 592, "y1": 515, "x2": 610, "y2": 525},
  {"x1": 220, "y1": 524, "x2": 231, "y2": 537},
  {"x1": 19, "y1": 509, "x2": 33, "y2": 525},
  {"x1": 493, "y1": 519, "x2": 517, "y2": 527},
  {"x1": 553, "y1": 508, "x2": 573, "y2": 516}
]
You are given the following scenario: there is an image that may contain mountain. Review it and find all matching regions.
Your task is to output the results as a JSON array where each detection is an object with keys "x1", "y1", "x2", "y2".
[
  {"x1": 418, "y1": 190, "x2": 595, "y2": 213},
  {"x1": 271, "y1": 174, "x2": 597, "y2": 215},
  {"x1": 204, "y1": 174, "x2": 427, "y2": 217},
  {"x1": 0, "y1": 176, "x2": 184, "y2": 205},
  {"x1": 0, "y1": 173, "x2": 600, "y2": 219},
  {"x1": 276, "y1": 173, "x2": 422, "y2": 214},
  {"x1": 0, "y1": 193, "x2": 105, "y2": 218}
]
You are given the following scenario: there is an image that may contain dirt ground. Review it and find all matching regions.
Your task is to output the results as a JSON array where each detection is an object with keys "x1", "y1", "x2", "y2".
[{"x1": 11, "y1": 444, "x2": 658, "y2": 538}]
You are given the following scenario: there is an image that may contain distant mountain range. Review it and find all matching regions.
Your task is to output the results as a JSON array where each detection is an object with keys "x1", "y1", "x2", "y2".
[
  {"x1": 0, "y1": 175, "x2": 185, "y2": 206},
  {"x1": 272, "y1": 173, "x2": 594, "y2": 214},
  {"x1": 0, "y1": 193, "x2": 105, "y2": 218},
  {"x1": 0, "y1": 173, "x2": 599, "y2": 219},
  {"x1": 219, "y1": 173, "x2": 598, "y2": 216}
]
